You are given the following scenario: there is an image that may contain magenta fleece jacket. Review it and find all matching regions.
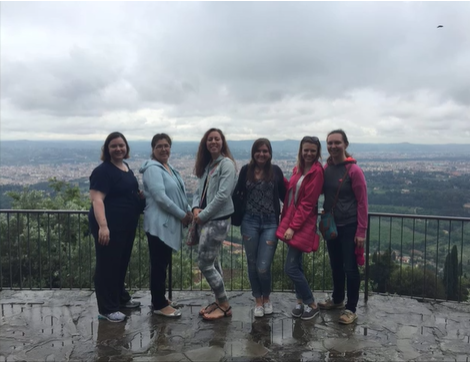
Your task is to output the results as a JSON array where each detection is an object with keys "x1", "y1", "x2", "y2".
[{"x1": 322, "y1": 157, "x2": 368, "y2": 239}]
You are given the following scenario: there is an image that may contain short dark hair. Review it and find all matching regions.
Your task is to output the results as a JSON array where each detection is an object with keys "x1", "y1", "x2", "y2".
[
  {"x1": 101, "y1": 132, "x2": 130, "y2": 161},
  {"x1": 151, "y1": 133, "x2": 172, "y2": 149},
  {"x1": 150, "y1": 133, "x2": 172, "y2": 158}
]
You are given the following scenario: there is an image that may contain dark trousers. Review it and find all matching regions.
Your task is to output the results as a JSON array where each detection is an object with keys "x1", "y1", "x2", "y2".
[
  {"x1": 326, "y1": 222, "x2": 360, "y2": 313},
  {"x1": 146, "y1": 233, "x2": 173, "y2": 310},
  {"x1": 93, "y1": 227, "x2": 136, "y2": 315}
]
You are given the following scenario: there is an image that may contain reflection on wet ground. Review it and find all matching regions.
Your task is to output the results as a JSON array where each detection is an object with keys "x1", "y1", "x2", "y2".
[{"x1": 1, "y1": 290, "x2": 470, "y2": 361}]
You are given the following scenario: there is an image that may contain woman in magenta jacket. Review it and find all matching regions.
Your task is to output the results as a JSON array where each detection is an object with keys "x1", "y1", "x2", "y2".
[
  {"x1": 318, "y1": 129, "x2": 368, "y2": 325},
  {"x1": 277, "y1": 136, "x2": 324, "y2": 321}
]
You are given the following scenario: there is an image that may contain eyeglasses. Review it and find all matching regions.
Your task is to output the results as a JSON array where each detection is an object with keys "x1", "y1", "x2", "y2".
[{"x1": 155, "y1": 143, "x2": 171, "y2": 150}]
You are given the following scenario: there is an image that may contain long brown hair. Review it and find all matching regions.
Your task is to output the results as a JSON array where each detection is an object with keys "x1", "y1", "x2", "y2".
[
  {"x1": 326, "y1": 129, "x2": 352, "y2": 165},
  {"x1": 246, "y1": 138, "x2": 274, "y2": 182},
  {"x1": 193, "y1": 128, "x2": 235, "y2": 178},
  {"x1": 295, "y1": 136, "x2": 322, "y2": 172}
]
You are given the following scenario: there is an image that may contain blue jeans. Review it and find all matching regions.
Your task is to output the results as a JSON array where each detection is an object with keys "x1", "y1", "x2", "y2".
[
  {"x1": 284, "y1": 245, "x2": 314, "y2": 305},
  {"x1": 241, "y1": 213, "x2": 278, "y2": 298},
  {"x1": 326, "y1": 223, "x2": 360, "y2": 313}
]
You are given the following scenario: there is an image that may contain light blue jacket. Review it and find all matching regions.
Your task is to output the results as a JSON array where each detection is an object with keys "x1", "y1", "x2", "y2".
[
  {"x1": 140, "y1": 160, "x2": 191, "y2": 251},
  {"x1": 192, "y1": 155, "x2": 237, "y2": 223}
]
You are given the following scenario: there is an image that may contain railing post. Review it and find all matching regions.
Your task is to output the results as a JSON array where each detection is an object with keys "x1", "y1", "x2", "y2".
[
  {"x1": 365, "y1": 214, "x2": 371, "y2": 303},
  {"x1": 168, "y1": 253, "x2": 172, "y2": 301}
]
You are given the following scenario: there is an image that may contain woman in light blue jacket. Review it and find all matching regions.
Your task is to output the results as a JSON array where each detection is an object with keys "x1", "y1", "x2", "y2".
[
  {"x1": 140, "y1": 133, "x2": 192, "y2": 318},
  {"x1": 192, "y1": 128, "x2": 237, "y2": 321}
]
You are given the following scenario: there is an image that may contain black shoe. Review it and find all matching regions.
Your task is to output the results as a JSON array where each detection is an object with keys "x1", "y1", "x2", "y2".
[
  {"x1": 291, "y1": 303, "x2": 304, "y2": 318},
  {"x1": 120, "y1": 300, "x2": 141, "y2": 309},
  {"x1": 301, "y1": 305, "x2": 320, "y2": 320}
]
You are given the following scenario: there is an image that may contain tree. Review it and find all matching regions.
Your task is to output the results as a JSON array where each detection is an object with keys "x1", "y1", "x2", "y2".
[
  {"x1": 1, "y1": 179, "x2": 92, "y2": 289},
  {"x1": 443, "y1": 245, "x2": 460, "y2": 301},
  {"x1": 370, "y1": 249, "x2": 397, "y2": 293},
  {"x1": 389, "y1": 266, "x2": 446, "y2": 300}
]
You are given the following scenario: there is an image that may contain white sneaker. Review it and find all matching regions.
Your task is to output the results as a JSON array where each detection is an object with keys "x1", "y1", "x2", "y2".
[
  {"x1": 254, "y1": 306, "x2": 265, "y2": 318},
  {"x1": 98, "y1": 311, "x2": 126, "y2": 322},
  {"x1": 263, "y1": 301, "x2": 273, "y2": 315}
]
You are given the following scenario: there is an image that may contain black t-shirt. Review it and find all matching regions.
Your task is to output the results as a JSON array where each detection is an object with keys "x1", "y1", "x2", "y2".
[{"x1": 88, "y1": 161, "x2": 140, "y2": 235}]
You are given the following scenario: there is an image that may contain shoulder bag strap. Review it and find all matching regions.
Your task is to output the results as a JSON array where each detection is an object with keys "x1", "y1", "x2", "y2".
[
  {"x1": 330, "y1": 164, "x2": 351, "y2": 212},
  {"x1": 199, "y1": 162, "x2": 220, "y2": 206}
]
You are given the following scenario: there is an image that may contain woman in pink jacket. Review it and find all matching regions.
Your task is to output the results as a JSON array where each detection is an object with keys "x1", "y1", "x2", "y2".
[
  {"x1": 318, "y1": 129, "x2": 368, "y2": 325},
  {"x1": 277, "y1": 136, "x2": 324, "y2": 321}
]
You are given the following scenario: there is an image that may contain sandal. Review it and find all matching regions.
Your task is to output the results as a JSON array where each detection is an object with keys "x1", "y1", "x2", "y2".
[
  {"x1": 202, "y1": 304, "x2": 232, "y2": 321},
  {"x1": 199, "y1": 302, "x2": 218, "y2": 316}
]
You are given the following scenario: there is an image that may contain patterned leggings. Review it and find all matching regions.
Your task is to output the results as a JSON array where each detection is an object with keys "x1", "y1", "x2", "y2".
[{"x1": 197, "y1": 218, "x2": 231, "y2": 304}]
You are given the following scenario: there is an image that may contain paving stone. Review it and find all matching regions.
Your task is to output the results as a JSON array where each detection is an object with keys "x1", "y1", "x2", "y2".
[
  {"x1": 2, "y1": 290, "x2": 470, "y2": 361},
  {"x1": 440, "y1": 339, "x2": 470, "y2": 355},
  {"x1": 151, "y1": 353, "x2": 187, "y2": 362},
  {"x1": 396, "y1": 339, "x2": 421, "y2": 360},
  {"x1": 396, "y1": 325, "x2": 419, "y2": 339},
  {"x1": 323, "y1": 337, "x2": 383, "y2": 353},
  {"x1": 225, "y1": 339, "x2": 269, "y2": 358},
  {"x1": 184, "y1": 345, "x2": 225, "y2": 362}
]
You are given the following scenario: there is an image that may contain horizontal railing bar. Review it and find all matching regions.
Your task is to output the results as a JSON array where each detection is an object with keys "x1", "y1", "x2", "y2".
[
  {"x1": 368, "y1": 212, "x2": 470, "y2": 222},
  {"x1": 0, "y1": 209, "x2": 88, "y2": 214},
  {"x1": 1, "y1": 209, "x2": 469, "y2": 305},
  {"x1": 1, "y1": 209, "x2": 469, "y2": 222}
]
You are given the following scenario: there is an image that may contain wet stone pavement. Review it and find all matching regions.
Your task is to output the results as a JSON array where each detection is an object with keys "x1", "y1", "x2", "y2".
[{"x1": 1, "y1": 290, "x2": 470, "y2": 362}]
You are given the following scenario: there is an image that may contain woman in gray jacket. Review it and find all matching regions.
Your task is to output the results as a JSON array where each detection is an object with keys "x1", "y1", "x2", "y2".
[
  {"x1": 192, "y1": 128, "x2": 237, "y2": 321},
  {"x1": 140, "y1": 133, "x2": 192, "y2": 317}
]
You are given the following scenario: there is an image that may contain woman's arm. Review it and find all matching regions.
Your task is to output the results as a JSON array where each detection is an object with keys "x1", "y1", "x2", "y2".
[
  {"x1": 89, "y1": 189, "x2": 110, "y2": 246},
  {"x1": 233, "y1": 165, "x2": 247, "y2": 196},
  {"x1": 275, "y1": 166, "x2": 288, "y2": 202},
  {"x1": 350, "y1": 165, "x2": 368, "y2": 244}
]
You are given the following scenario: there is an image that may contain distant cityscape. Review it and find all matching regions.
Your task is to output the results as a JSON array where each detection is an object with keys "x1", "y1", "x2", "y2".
[
  {"x1": 1, "y1": 140, "x2": 470, "y2": 215},
  {"x1": 1, "y1": 156, "x2": 470, "y2": 194}
]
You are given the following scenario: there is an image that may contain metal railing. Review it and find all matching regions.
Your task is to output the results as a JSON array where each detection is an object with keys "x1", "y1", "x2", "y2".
[{"x1": 1, "y1": 209, "x2": 469, "y2": 303}]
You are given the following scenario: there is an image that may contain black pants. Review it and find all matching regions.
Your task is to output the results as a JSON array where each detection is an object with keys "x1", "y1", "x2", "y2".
[
  {"x1": 146, "y1": 233, "x2": 172, "y2": 310},
  {"x1": 326, "y1": 222, "x2": 361, "y2": 313},
  {"x1": 93, "y1": 226, "x2": 136, "y2": 315}
]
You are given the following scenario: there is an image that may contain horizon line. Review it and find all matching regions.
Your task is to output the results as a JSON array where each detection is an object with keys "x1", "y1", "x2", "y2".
[{"x1": 0, "y1": 139, "x2": 468, "y2": 146}]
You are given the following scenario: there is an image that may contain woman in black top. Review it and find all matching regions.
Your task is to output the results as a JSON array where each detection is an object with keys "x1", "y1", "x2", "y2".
[
  {"x1": 233, "y1": 138, "x2": 287, "y2": 318},
  {"x1": 89, "y1": 132, "x2": 142, "y2": 322}
]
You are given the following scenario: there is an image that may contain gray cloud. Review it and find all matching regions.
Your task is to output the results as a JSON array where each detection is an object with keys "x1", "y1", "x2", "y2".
[{"x1": 1, "y1": 2, "x2": 470, "y2": 143}]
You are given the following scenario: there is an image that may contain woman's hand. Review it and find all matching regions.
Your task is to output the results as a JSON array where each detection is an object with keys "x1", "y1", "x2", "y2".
[
  {"x1": 192, "y1": 208, "x2": 202, "y2": 218},
  {"x1": 355, "y1": 236, "x2": 365, "y2": 248},
  {"x1": 181, "y1": 212, "x2": 192, "y2": 227},
  {"x1": 284, "y1": 228, "x2": 294, "y2": 241},
  {"x1": 98, "y1": 226, "x2": 110, "y2": 245}
]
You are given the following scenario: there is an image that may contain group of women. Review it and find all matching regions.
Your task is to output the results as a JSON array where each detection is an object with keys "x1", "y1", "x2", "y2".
[{"x1": 88, "y1": 128, "x2": 367, "y2": 325}]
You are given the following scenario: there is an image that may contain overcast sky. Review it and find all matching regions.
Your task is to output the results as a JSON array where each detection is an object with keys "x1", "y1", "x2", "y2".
[{"x1": 1, "y1": 2, "x2": 470, "y2": 143}]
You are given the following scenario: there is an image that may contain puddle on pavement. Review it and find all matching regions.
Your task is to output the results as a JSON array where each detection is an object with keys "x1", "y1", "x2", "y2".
[
  {"x1": 6, "y1": 295, "x2": 470, "y2": 362},
  {"x1": 327, "y1": 350, "x2": 363, "y2": 360}
]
